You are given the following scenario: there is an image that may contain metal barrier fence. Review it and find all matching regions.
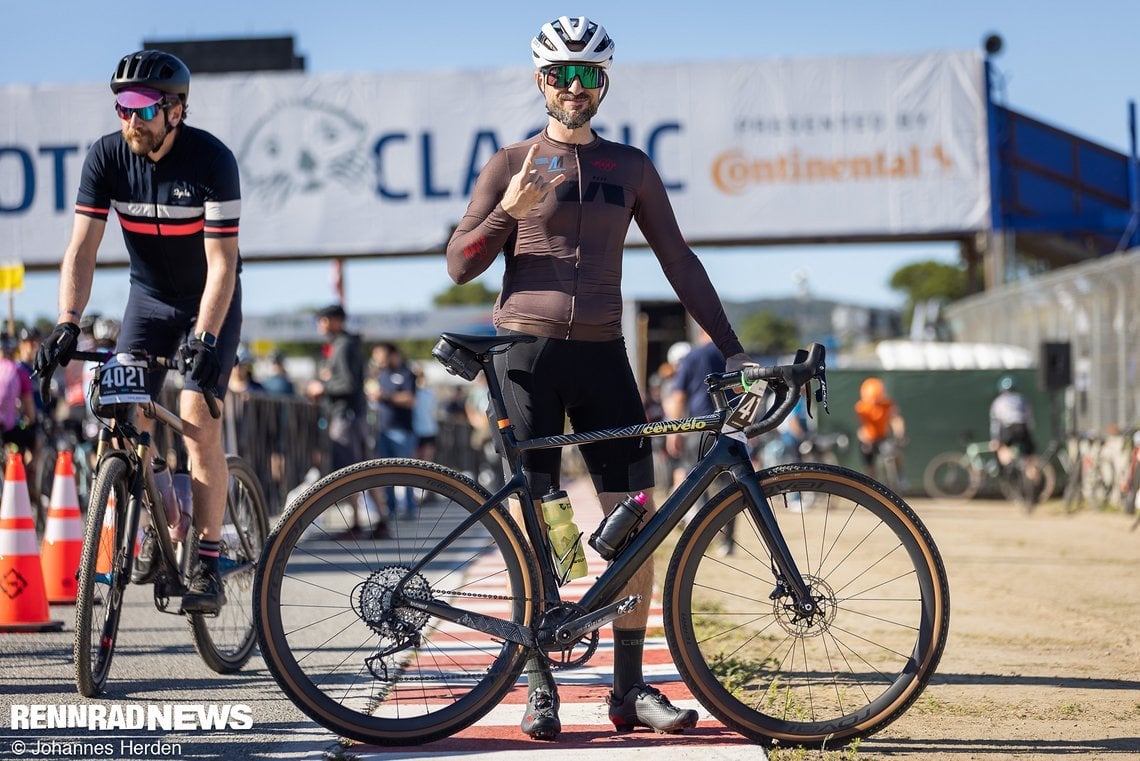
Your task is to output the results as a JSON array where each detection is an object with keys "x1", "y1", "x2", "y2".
[
  {"x1": 945, "y1": 247, "x2": 1140, "y2": 435},
  {"x1": 222, "y1": 393, "x2": 325, "y2": 515}
]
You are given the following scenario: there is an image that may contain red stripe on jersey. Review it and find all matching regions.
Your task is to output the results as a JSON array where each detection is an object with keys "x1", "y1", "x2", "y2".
[
  {"x1": 119, "y1": 218, "x2": 205, "y2": 236},
  {"x1": 76, "y1": 204, "x2": 109, "y2": 216}
]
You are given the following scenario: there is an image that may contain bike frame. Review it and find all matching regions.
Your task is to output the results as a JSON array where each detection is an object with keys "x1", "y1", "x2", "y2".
[
  {"x1": 96, "y1": 403, "x2": 199, "y2": 604},
  {"x1": 402, "y1": 353, "x2": 817, "y2": 649},
  {"x1": 80, "y1": 350, "x2": 252, "y2": 606}
]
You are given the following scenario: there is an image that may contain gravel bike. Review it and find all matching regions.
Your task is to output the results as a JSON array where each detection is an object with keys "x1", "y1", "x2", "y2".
[
  {"x1": 924, "y1": 435, "x2": 1057, "y2": 506},
  {"x1": 255, "y1": 333, "x2": 949, "y2": 749},
  {"x1": 55, "y1": 350, "x2": 269, "y2": 697}
]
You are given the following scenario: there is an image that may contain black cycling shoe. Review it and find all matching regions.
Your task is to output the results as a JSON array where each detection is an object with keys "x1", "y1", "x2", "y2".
[
  {"x1": 607, "y1": 682, "x2": 698, "y2": 734},
  {"x1": 180, "y1": 566, "x2": 226, "y2": 615},
  {"x1": 520, "y1": 687, "x2": 560, "y2": 741},
  {"x1": 130, "y1": 528, "x2": 159, "y2": 584}
]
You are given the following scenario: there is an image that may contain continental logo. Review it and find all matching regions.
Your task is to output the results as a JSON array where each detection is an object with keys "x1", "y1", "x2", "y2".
[
  {"x1": 643, "y1": 420, "x2": 709, "y2": 435},
  {"x1": 711, "y1": 144, "x2": 954, "y2": 194}
]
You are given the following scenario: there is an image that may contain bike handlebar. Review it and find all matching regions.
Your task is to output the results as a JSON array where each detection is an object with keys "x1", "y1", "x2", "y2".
[
  {"x1": 705, "y1": 342, "x2": 828, "y2": 439},
  {"x1": 47, "y1": 349, "x2": 221, "y2": 420}
]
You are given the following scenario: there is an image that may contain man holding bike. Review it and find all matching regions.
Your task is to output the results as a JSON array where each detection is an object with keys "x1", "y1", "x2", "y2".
[
  {"x1": 34, "y1": 50, "x2": 242, "y2": 615},
  {"x1": 446, "y1": 15, "x2": 748, "y2": 741}
]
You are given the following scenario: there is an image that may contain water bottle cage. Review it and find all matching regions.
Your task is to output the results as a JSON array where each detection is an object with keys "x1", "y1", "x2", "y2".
[{"x1": 552, "y1": 531, "x2": 584, "y2": 586}]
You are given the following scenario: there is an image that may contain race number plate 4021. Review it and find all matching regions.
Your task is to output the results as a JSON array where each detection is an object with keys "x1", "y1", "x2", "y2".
[{"x1": 97, "y1": 354, "x2": 151, "y2": 405}]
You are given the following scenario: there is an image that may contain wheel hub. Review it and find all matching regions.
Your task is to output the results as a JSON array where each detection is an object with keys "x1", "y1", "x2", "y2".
[
  {"x1": 772, "y1": 575, "x2": 836, "y2": 636},
  {"x1": 352, "y1": 566, "x2": 431, "y2": 639}
]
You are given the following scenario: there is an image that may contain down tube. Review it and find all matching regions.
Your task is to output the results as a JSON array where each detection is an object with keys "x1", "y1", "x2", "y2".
[{"x1": 574, "y1": 434, "x2": 747, "y2": 615}]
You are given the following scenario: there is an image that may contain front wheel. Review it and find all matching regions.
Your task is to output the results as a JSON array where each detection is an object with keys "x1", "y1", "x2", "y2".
[
  {"x1": 664, "y1": 463, "x2": 950, "y2": 748},
  {"x1": 254, "y1": 458, "x2": 539, "y2": 746},
  {"x1": 73, "y1": 456, "x2": 131, "y2": 697},
  {"x1": 189, "y1": 456, "x2": 270, "y2": 673}
]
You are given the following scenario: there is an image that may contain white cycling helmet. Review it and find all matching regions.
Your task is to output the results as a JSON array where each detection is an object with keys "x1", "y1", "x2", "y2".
[{"x1": 531, "y1": 16, "x2": 615, "y2": 69}]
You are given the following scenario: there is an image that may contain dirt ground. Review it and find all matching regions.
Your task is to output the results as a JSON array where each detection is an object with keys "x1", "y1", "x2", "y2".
[{"x1": 714, "y1": 496, "x2": 1140, "y2": 760}]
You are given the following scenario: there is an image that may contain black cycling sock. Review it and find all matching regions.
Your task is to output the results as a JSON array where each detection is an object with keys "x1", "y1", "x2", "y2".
[
  {"x1": 526, "y1": 656, "x2": 553, "y2": 696},
  {"x1": 613, "y1": 627, "x2": 646, "y2": 697},
  {"x1": 197, "y1": 539, "x2": 220, "y2": 574}
]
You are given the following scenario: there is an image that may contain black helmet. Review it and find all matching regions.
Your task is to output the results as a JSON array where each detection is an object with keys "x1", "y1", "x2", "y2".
[{"x1": 110, "y1": 50, "x2": 190, "y2": 99}]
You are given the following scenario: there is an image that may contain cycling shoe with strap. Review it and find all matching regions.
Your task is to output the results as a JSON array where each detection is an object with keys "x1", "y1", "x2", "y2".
[
  {"x1": 519, "y1": 687, "x2": 560, "y2": 741},
  {"x1": 607, "y1": 682, "x2": 698, "y2": 734}
]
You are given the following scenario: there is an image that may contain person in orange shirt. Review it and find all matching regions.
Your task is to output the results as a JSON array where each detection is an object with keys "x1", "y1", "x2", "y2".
[{"x1": 854, "y1": 377, "x2": 907, "y2": 483}]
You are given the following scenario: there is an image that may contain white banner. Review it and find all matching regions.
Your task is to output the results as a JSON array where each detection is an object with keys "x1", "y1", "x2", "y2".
[{"x1": 0, "y1": 52, "x2": 989, "y2": 266}]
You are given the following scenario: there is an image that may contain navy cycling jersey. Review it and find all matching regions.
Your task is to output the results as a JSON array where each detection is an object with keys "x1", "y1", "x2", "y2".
[{"x1": 76, "y1": 125, "x2": 241, "y2": 303}]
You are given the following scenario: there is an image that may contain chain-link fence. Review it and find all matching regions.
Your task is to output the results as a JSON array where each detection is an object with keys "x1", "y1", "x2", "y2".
[{"x1": 945, "y1": 246, "x2": 1140, "y2": 435}]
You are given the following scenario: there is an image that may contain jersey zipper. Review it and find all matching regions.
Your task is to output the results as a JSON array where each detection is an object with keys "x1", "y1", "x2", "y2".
[{"x1": 566, "y1": 143, "x2": 582, "y2": 340}]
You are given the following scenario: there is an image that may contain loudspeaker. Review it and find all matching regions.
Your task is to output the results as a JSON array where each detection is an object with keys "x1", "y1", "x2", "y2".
[{"x1": 1040, "y1": 342, "x2": 1072, "y2": 390}]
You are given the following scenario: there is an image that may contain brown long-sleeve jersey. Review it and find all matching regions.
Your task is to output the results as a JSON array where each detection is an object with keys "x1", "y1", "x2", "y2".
[{"x1": 446, "y1": 130, "x2": 743, "y2": 360}]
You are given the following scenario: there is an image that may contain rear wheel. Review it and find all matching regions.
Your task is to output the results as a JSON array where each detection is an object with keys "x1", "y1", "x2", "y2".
[
  {"x1": 255, "y1": 459, "x2": 539, "y2": 746},
  {"x1": 664, "y1": 463, "x2": 950, "y2": 748},
  {"x1": 74, "y1": 456, "x2": 131, "y2": 697},
  {"x1": 189, "y1": 456, "x2": 270, "y2": 672}
]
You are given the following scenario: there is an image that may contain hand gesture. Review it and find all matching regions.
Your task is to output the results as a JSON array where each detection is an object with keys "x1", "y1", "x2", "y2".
[{"x1": 501, "y1": 144, "x2": 565, "y2": 220}]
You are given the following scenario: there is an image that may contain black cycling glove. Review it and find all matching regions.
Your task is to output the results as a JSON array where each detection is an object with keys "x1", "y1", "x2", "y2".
[
  {"x1": 181, "y1": 338, "x2": 222, "y2": 393},
  {"x1": 33, "y1": 322, "x2": 81, "y2": 377}
]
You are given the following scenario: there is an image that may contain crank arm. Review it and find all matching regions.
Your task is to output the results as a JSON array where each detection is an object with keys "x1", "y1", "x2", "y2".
[{"x1": 549, "y1": 595, "x2": 641, "y2": 647}]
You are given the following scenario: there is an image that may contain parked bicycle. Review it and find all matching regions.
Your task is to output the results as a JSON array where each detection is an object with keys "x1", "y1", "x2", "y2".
[
  {"x1": 1062, "y1": 432, "x2": 1115, "y2": 513},
  {"x1": 255, "y1": 333, "x2": 949, "y2": 749},
  {"x1": 1120, "y1": 427, "x2": 1140, "y2": 517},
  {"x1": 52, "y1": 350, "x2": 269, "y2": 697}
]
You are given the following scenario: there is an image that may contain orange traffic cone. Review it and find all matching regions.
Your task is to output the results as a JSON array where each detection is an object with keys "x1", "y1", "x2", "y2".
[
  {"x1": 96, "y1": 490, "x2": 117, "y2": 575},
  {"x1": 0, "y1": 454, "x2": 63, "y2": 632},
  {"x1": 40, "y1": 451, "x2": 84, "y2": 604}
]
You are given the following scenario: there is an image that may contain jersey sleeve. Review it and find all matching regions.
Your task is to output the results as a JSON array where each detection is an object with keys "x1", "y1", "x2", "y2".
[
  {"x1": 74, "y1": 138, "x2": 112, "y2": 221},
  {"x1": 203, "y1": 147, "x2": 241, "y2": 239},
  {"x1": 446, "y1": 148, "x2": 518, "y2": 284},
  {"x1": 634, "y1": 154, "x2": 744, "y2": 359}
]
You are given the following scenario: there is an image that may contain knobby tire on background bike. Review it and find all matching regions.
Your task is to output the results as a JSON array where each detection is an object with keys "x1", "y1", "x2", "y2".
[
  {"x1": 255, "y1": 458, "x2": 540, "y2": 746},
  {"x1": 664, "y1": 462, "x2": 950, "y2": 748},
  {"x1": 189, "y1": 455, "x2": 269, "y2": 673},
  {"x1": 74, "y1": 456, "x2": 131, "y2": 697}
]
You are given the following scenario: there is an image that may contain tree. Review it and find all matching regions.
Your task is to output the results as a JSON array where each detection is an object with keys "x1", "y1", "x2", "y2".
[
  {"x1": 433, "y1": 281, "x2": 499, "y2": 306},
  {"x1": 889, "y1": 260, "x2": 967, "y2": 305},
  {"x1": 739, "y1": 310, "x2": 800, "y2": 356},
  {"x1": 888, "y1": 260, "x2": 968, "y2": 334}
]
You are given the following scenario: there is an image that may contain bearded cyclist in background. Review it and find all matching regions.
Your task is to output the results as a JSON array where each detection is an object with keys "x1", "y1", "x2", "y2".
[
  {"x1": 447, "y1": 15, "x2": 750, "y2": 742},
  {"x1": 34, "y1": 50, "x2": 242, "y2": 615}
]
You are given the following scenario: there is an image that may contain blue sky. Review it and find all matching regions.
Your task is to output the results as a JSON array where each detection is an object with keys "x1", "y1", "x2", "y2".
[{"x1": 2, "y1": 1, "x2": 1137, "y2": 319}]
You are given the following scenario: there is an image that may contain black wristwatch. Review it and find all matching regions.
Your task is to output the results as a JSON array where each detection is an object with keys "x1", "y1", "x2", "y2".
[{"x1": 196, "y1": 331, "x2": 218, "y2": 348}]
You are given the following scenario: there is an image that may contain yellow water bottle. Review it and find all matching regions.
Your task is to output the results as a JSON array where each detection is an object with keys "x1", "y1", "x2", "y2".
[{"x1": 541, "y1": 489, "x2": 588, "y2": 583}]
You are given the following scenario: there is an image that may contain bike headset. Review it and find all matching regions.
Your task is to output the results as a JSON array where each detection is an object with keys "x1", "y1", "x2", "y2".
[
  {"x1": 110, "y1": 50, "x2": 191, "y2": 119},
  {"x1": 531, "y1": 15, "x2": 615, "y2": 103}
]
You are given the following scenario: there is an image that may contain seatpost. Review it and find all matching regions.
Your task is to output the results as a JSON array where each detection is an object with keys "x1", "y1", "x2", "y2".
[{"x1": 481, "y1": 356, "x2": 522, "y2": 465}]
